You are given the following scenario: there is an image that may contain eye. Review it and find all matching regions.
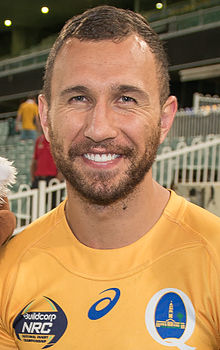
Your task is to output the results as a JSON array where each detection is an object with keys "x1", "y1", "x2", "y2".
[
  {"x1": 120, "y1": 96, "x2": 137, "y2": 104},
  {"x1": 69, "y1": 95, "x2": 87, "y2": 102}
]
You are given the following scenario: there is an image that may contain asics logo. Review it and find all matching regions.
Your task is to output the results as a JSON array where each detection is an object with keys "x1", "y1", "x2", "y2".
[{"x1": 88, "y1": 288, "x2": 121, "y2": 320}]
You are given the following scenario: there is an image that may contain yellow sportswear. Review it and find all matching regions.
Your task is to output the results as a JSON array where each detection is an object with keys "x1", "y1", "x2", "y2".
[{"x1": 0, "y1": 191, "x2": 220, "y2": 349}]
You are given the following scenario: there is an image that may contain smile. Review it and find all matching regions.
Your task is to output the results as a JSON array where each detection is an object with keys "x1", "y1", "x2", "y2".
[{"x1": 83, "y1": 153, "x2": 120, "y2": 162}]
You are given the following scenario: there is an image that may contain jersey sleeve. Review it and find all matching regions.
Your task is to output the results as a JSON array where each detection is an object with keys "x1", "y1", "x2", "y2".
[
  {"x1": 209, "y1": 246, "x2": 220, "y2": 335},
  {"x1": 17, "y1": 104, "x2": 23, "y2": 116}
]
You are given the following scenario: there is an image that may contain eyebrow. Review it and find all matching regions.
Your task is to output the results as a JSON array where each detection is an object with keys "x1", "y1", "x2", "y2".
[
  {"x1": 112, "y1": 84, "x2": 150, "y2": 102},
  {"x1": 60, "y1": 85, "x2": 90, "y2": 98}
]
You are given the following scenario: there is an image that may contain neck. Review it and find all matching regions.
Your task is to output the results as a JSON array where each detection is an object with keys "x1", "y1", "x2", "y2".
[{"x1": 65, "y1": 174, "x2": 170, "y2": 249}]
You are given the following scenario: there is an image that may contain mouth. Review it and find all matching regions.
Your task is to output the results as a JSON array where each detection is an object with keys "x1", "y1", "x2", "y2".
[{"x1": 83, "y1": 153, "x2": 120, "y2": 163}]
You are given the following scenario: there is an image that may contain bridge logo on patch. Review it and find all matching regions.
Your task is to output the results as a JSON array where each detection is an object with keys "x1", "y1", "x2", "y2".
[
  {"x1": 13, "y1": 297, "x2": 67, "y2": 349},
  {"x1": 145, "y1": 288, "x2": 196, "y2": 350}
]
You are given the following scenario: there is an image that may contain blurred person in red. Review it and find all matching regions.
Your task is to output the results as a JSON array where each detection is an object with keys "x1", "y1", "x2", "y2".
[{"x1": 31, "y1": 131, "x2": 62, "y2": 189}]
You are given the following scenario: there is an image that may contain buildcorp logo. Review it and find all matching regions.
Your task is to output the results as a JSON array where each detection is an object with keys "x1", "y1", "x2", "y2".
[{"x1": 13, "y1": 297, "x2": 67, "y2": 349}]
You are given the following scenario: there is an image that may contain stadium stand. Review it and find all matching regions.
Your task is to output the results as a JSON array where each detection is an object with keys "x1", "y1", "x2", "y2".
[
  {"x1": 149, "y1": 4, "x2": 220, "y2": 35},
  {"x1": 144, "y1": 0, "x2": 220, "y2": 24}
]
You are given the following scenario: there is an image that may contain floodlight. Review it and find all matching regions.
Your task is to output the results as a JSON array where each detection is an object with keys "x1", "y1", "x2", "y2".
[
  {"x1": 4, "y1": 19, "x2": 12, "y2": 27},
  {"x1": 156, "y1": 2, "x2": 163, "y2": 10},
  {"x1": 41, "y1": 6, "x2": 49, "y2": 14}
]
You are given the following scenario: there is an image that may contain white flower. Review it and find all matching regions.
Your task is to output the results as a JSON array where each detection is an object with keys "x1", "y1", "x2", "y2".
[{"x1": 0, "y1": 157, "x2": 17, "y2": 202}]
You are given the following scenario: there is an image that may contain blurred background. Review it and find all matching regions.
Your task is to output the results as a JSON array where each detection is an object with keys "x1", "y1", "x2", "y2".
[{"x1": 0, "y1": 0, "x2": 220, "y2": 110}]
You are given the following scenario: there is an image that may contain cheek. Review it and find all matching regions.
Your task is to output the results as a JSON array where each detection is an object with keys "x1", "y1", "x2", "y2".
[
  {"x1": 121, "y1": 121, "x2": 147, "y2": 152},
  {"x1": 50, "y1": 108, "x2": 84, "y2": 142},
  {"x1": 120, "y1": 111, "x2": 159, "y2": 147}
]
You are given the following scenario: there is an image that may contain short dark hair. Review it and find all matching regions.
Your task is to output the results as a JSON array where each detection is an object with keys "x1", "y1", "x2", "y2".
[{"x1": 43, "y1": 5, "x2": 170, "y2": 106}]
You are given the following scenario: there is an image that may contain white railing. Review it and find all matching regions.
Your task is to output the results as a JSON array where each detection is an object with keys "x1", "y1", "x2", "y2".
[
  {"x1": 166, "y1": 112, "x2": 220, "y2": 141},
  {"x1": 9, "y1": 179, "x2": 66, "y2": 234},
  {"x1": 9, "y1": 184, "x2": 38, "y2": 232},
  {"x1": 8, "y1": 138, "x2": 220, "y2": 233},
  {"x1": 193, "y1": 92, "x2": 220, "y2": 113},
  {"x1": 38, "y1": 178, "x2": 67, "y2": 216},
  {"x1": 153, "y1": 138, "x2": 220, "y2": 188}
]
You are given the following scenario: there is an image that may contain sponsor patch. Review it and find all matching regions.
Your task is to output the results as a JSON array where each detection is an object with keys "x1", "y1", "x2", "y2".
[
  {"x1": 145, "y1": 288, "x2": 196, "y2": 350},
  {"x1": 13, "y1": 297, "x2": 67, "y2": 349}
]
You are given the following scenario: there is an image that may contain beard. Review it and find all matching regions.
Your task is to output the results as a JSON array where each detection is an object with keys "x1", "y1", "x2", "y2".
[{"x1": 48, "y1": 123, "x2": 161, "y2": 206}]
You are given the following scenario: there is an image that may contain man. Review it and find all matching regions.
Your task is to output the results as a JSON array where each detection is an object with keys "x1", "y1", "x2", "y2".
[
  {"x1": 16, "y1": 96, "x2": 39, "y2": 140},
  {"x1": 0, "y1": 6, "x2": 220, "y2": 349}
]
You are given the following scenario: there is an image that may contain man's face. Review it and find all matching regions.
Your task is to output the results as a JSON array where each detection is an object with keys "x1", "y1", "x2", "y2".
[{"x1": 40, "y1": 35, "x2": 172, "y2": 205}]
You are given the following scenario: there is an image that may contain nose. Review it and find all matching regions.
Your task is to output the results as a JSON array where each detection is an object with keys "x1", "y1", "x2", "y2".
[{"x1": 84, "y1": 101, "x2": 118, "y2": 142}]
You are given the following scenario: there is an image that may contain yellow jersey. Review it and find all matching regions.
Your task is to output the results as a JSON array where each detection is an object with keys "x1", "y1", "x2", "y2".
[
  {"x1": 17, "y1": 100, "x2": 38, "y2": 130},
  {"x1": 0, "y1": 191, "x2": 220, "y2": 349}
]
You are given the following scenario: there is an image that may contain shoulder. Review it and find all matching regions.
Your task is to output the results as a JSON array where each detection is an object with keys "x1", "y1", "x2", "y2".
[
  {"x1": 18, "y1": 102, "x2": 25, "y2": 110},
  {"x1": 177, "y1": 193, "x2": 220, "y2": 237},
  {"x1": 33, "y1": 102, "x2": 38, "y2": 110},
  {"x1": 0, "y1": 201, "x2": 66, "y2": 273},
  {"x1": 182, "y1": 198, "x2": 220, "y2": 250},
  {"x1": 166, "y1": 190, "x2": 220, "y2": 262},
  {"x1": 167, "y1": 190, "x2": 220, "y2": 230}
]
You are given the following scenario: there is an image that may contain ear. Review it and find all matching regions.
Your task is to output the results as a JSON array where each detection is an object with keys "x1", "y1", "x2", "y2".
[
  {"x1": 38, "y1": 94, "x2": 50, "y2": 142},
  {"x1": 160, "y1": 95, "x2": 178, "y2": 144}
]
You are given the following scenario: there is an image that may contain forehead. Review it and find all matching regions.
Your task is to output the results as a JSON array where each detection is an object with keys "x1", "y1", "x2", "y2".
[{"x1": 51, "y1": 34, "x2": 159, "y2": 96}]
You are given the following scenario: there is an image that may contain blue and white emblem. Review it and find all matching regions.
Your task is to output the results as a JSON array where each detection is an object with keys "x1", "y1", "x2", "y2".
[{"x1": 145, "y1": 288, "x2": 196, "y2": 350}]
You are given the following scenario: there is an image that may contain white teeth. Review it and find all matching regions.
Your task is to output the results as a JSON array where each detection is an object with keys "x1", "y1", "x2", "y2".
[{"x1": 84, "y1": 153, "x2": 119, "y2": 162}]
